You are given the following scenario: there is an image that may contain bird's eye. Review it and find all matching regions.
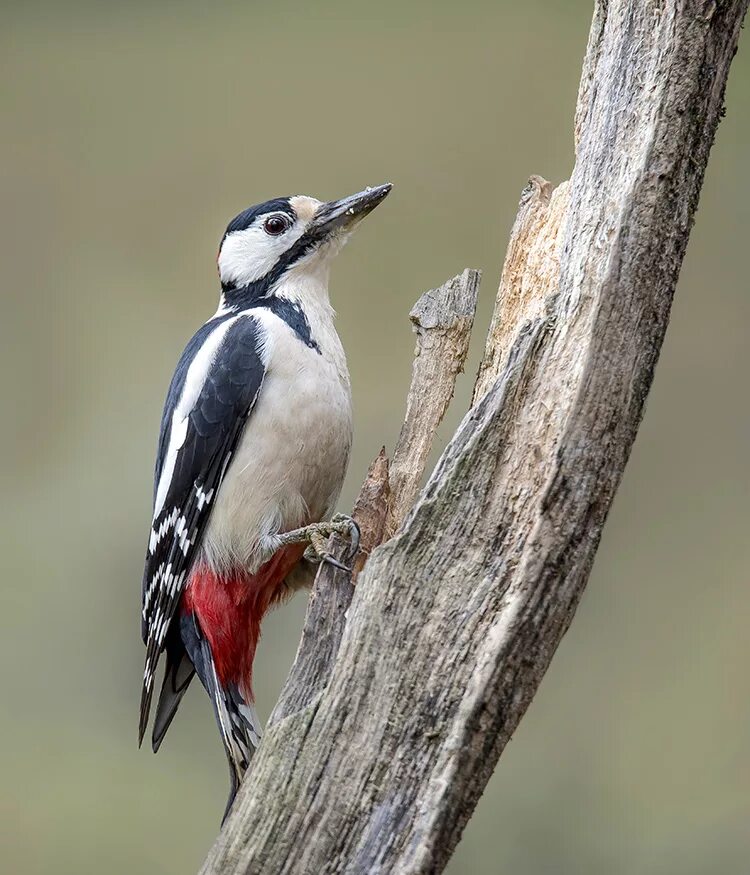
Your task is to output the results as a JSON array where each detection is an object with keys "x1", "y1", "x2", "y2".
[{"x1": 263, "y1": 215, "x2": 290, "y2": 236}]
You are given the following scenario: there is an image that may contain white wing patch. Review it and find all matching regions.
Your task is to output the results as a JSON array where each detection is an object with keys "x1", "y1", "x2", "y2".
[
  {"x1": 152, "y1": 415, "x2": 188, "y2": 520},
  {"x1": 153, "y1": 317, "x2": 241, "y2": 519}
]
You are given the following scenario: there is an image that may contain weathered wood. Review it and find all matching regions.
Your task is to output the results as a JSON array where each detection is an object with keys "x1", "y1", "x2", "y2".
[
  {"x1": 388, "y1": 269, "x2": 481, "y2": 534},
  {"x1": 201, "y1": 3, "x2": 748, "y2": 873},
  {"x1": 473, "y1": 175, "x2": 568, "y2": 404},
  {"x1": 350, "y1": 448, "x2": 391, "y2": 580}
]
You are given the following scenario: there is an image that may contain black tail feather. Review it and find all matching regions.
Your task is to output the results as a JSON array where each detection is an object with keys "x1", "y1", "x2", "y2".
[
  {"x1": 179, "y1": 611, "x2": 262, "y2": 819},
  {"x1": 151, "y1": 626, "x2": 196, "y2": 752}
]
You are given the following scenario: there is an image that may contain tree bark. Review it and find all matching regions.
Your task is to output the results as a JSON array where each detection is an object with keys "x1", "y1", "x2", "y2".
[{"x1": 201, "y1": 2, "x2": 748, "y2": 872}]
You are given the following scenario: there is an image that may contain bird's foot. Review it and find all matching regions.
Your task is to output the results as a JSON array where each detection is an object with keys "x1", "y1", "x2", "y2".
[{"x1": 277, "y1": 514, "x2": 360, "y2": 573}]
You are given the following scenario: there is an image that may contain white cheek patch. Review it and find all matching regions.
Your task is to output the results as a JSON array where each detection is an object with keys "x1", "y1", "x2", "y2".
[
  {"x1": 217, "y1": 197, "x2": 323, "y2": 289},
  {"x1": 218, "y1": 226, "x2": 296, "y2": 287}
]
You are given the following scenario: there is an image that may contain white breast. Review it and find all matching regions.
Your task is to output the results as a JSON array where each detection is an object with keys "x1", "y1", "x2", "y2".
[{"x1": 201, "y1": 301, "x2": 352, "y2": 574}]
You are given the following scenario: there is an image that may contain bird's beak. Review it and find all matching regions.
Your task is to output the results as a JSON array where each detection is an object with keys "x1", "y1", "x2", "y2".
[{"x1": 308, "y1": 183, "x2": 392, "y2": 240}]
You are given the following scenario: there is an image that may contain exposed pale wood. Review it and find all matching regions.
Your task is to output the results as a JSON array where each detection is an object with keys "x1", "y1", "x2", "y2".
[
  {"x1": 350, "y1": 447, "x2": 391, "y2": 580},
  {"x1": 473, "y1": 176, "x2": 568, "y2": 404},
  {"x1": 201, "y1": 3, "x2": 748, "y2": 873},
  {"x1": 388, "y1": 268, "x2": 481, "y2": 533}
]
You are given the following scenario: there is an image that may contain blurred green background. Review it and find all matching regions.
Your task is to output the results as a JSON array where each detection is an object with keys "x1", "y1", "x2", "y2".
[{"x1": 2, "y1": 1, "x2": 748, "y2": 873}]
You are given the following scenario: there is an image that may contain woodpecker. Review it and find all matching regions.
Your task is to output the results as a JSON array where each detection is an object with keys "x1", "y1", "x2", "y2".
[{"x1": 139, "y1": 183, "x2": 392, "y2": 813}]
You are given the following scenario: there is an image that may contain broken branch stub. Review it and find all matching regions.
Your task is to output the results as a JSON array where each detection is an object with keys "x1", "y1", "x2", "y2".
[{"x1": 388, "y1": 268, "x2": 481, "y2": 534}]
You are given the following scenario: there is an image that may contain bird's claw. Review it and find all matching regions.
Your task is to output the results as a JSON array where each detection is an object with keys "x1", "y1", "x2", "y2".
[
  {"x1": 314, "y1": 549, "x2": 353, "y2": 573},
  {"x1": 330, "y1": 513, "x2": 361, "y2": 557},
  {"x1": 280, "y1": 515, "x2": 360, "y2": 574}
]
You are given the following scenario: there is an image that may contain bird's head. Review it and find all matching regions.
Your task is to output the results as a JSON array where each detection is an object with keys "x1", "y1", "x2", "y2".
[{"x1": 217, "y1": 183, "x2": 392, "y2": 302}]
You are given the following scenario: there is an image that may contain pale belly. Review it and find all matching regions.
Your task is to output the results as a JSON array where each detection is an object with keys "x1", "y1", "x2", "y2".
[{"x1": 200, "y1": 317, "x2": 352, "y2": 574}]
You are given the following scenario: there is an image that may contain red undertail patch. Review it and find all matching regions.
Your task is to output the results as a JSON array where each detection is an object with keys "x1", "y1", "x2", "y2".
[{"x1": 182, "y1": 544, "x2": 305, "y2": 700}]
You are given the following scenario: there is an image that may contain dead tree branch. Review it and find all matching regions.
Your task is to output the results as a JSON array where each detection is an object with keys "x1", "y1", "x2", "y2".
[
  {"x1": 201, "y1": 2, "x2": 748, "y2": 872},
  {"x1": 388, "y1": 268, "x2": 481, "y2": 533}
]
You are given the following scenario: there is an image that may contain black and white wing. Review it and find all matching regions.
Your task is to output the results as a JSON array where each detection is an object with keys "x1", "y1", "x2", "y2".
[{"x1": 139, "y1": 313, "x2": 266, "y2": 743}]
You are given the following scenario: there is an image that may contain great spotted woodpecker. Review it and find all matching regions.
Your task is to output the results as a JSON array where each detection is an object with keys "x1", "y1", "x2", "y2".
[{"x1": 139, "y1": 184, "x2": 392, "y2": 813}]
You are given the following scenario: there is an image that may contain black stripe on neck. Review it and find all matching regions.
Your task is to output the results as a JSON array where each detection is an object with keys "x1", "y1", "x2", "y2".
[
  {"x1": 260, "y1": 296, "x2": 320, "y2": 353},
  {"x1": 219, "y1": 293, "x2": 320, "y2": 354}
]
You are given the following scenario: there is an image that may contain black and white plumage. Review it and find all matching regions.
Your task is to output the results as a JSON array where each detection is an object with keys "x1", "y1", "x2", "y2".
[
  {"x1": 139, "y1": 184, "x2": 391, "y2": 815},
  {"x1": 141, "y1": 315, "x2": 266, "y2": 738}
]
